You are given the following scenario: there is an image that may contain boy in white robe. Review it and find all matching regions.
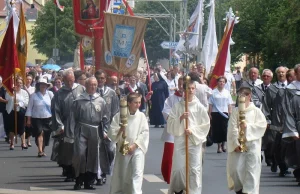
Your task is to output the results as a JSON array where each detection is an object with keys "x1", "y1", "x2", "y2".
[
  {"x1": 167, "y1": 81, "x2": 210, "y2": 194},
  {"x1": 227, "y1": 87, "x2": 267, "y2": 194},
  {"x1": 108, "y1": 92, "x2": 149, "y2": 194}
]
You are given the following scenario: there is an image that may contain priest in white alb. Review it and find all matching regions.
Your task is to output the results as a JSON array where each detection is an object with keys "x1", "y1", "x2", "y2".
[
  {"x1": 108, "y1": 92, "x2": 149, "y2": 194},
  {"x1": 227, "y1": 87, "x2": 267, "y2": 194},
  {"x1": 167, "y1": 81, "x2": 210, "y2": 194}
]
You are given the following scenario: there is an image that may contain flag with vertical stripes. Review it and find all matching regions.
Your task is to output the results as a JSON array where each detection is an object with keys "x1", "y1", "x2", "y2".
[
  {"x1": 209, "y1": 19, "x2": 235, "y2": 89},
  {"x1": 16, "y1": 2, "x2": 27, "y2": 80}
]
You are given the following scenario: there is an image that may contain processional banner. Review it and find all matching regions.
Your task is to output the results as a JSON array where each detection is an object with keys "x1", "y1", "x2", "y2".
[
  {"x1": 73, "y1": 0, "x2": 106, "y2": 38},
  {"x1": 102, "y1": 13, "x2": 148, "y2": 74}
]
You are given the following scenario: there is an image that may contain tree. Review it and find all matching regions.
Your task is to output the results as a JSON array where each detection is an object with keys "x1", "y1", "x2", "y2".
[{"x1": 31, "y1": 0, "x2": 78, "y2": 63}]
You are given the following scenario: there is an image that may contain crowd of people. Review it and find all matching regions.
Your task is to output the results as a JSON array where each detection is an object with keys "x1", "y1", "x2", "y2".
[{"x1": 0, "y1": 62, "x2": 299, "y2": 194}]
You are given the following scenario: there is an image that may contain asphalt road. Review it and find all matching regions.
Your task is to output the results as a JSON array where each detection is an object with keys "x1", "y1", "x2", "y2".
[{"x1": 0, "y1": 126, "x2": 299, "y2": 194}]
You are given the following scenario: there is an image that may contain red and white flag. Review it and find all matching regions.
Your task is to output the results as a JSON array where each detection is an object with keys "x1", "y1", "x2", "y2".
[{"x1": 53, "y1": 0, "x2": 64, "y2": 12}]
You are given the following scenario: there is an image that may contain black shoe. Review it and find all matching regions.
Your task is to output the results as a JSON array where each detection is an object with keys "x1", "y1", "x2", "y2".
[
  {"x1": 62, "y1": 169, "x2": 67, "y2": 177},
  {"x1": 279, "y1": 171, "x2": 286, "y2": 177},
  {"x1": 266, "y1": 163, "x2": 271, "y2": 166},
  {"x1": 73, "y1": 184, "x2": 81, "y2": 190},
  {"x1": 84, "y1": 184, "x2": 96, "y2": 190},
  {"x1": 64, "y1": 177, "x2": 74, "y2": 182},
  {"x1": 160, "y1": 125, "x2": 164, "y2": 128},
  {"x1": 154, "y1": 125, "x2": 159, "y2": 128},
  {"x1": 285, "y1": 170, "x2": 291, "y2": 175},
  {"x1": 174, "y1": 190, "x2": 183, "y2": 194},
  {"x1": 101, "y1": 174, "x2": 107, "y2": 184},
  {"x1": 271, "y1": 164, "x2": 277, "y2": 172},
  {"x1": 95, "y1": 178, "x2": 103, "y2": 185}
]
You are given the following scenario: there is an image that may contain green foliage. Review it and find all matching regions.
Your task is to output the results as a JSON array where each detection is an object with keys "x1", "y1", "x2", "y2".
[
  {"x1": 215, "y1": 0, "x2": 300, "y2": 70},
  {"x1": 31, "y1": 0, "x2": 78, "y2": 63}
]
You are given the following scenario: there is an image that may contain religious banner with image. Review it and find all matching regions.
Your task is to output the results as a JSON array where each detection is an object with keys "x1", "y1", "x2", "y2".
[
  {"x1": 102, "y1": 13, "x2": 148, "y2": 74},
  {"x1": 73, "y1": 0, "x2": 108, "y2": 38}
]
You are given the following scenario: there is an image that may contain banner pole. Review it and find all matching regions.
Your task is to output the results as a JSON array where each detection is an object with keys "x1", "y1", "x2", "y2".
[{"x1": 13, "y1": 74, "x2": 17, "y2": 144}]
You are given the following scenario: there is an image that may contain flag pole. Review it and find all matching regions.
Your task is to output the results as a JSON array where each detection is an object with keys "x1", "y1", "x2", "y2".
[
  {"x1": 13, "y1": 73, "x2": 17, "y2": 144},
  {"x1": 184, "y1": 33, "x2": 190, "y2": 194},
  {"x1": 184, "y1": 75, "x2": 190, "y2": 194}
]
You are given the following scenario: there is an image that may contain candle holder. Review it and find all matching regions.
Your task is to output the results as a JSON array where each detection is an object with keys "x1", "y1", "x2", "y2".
[{"x1": 119, "y1": 95, "x2": 129, "y2": 155}]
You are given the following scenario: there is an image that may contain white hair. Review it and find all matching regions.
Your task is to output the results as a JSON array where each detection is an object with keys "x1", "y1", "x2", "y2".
[
  {"x1": 63, "y1": 70, "x2": 74, "y2": 78},
  {"x1": 248, "y1": 67, "x2": 259, "y2": 75},
  {"x1": 85, "y1": 76, "x2": 97, "y2": 86},
  {"x1": 262, "y1": 69, "x2": 273, "y2": 77},
  {"x1": 275, "y1": 66, "x2": 288, "y2": 74}
]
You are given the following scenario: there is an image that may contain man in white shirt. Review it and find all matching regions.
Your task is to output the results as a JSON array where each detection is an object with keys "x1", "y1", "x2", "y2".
[
  {"x1": 234, "y1": 69, "x2": 243, "y2": 89},
  {"x1": 261, "y1": 69, "x2": 273, "y2": 92},
  {"x1": 225, "y1": 71, "x2": 236, "y2": 95},
  {"x1": 188, "y1": 72, "x2": 212, "y2": 110}
]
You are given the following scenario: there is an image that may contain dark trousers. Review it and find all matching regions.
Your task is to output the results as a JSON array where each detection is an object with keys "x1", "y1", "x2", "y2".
[
  {"x1": 76, "y1": 172, "x2": 96, "y2": 186},
  {"x1": 273, "y1": 132, "x2": 288, "y2": 172},
  {"x1": 62, "y1": 165, "x2": 74, "y2": 179},
  {"x1": 1, "y1": 111, "x2": 9, "y2": 137}
]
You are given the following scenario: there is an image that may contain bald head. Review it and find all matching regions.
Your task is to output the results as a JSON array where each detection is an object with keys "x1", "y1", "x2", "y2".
[{"x1": 110, "y1": 76, "x2": 118, "y2": 87}]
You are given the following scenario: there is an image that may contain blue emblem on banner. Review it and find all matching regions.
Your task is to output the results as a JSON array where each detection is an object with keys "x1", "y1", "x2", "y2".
[{"x1": 112, "y1": 25, "x2": 135, "y2": 58}]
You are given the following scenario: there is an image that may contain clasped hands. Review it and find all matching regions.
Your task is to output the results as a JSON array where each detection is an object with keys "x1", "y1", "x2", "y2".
[{"x1": 180, "y1": 112, "x2": 192, "y2": 136}]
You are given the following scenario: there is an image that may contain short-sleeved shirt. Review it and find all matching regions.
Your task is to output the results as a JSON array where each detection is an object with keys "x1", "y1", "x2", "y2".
[{"x1": 209, "y1": 88, "x2": 233, "y2": 113}]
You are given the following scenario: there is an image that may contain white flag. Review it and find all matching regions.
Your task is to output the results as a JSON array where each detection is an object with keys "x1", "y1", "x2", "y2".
[
  {"x1": 0, "y1": 0, "x2": 20, "y2": 40},
  {"x1": 175, "y1": 0, "x2": 204, "y2": 53},
  {"x1": 201, "y1": 0, "x2": 217, "y2": 76}
]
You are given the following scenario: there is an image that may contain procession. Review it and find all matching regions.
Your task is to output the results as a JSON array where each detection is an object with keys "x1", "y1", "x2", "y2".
[{"x1": 0, "y1": 0, "x2": 300, "y2": 194}]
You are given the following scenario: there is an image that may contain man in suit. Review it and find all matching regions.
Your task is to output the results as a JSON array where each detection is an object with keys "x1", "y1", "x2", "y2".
[{"x1": 261, "y1": 69, "x2": 273, "y2": 92}]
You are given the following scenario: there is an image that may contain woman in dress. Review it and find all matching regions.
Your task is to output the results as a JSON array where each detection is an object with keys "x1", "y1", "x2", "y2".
[
  {"x1": 149, "y1": 73, "x2": 169, "y2": 128},
  {"x1": 208, "y1": 76, "x2": 233, "y2": 153},
  {"x1": 26, "y1": 78, "x2": 54, "y2": 157},
  {"x1": 6, "y1": 77, "x2": 29, "y2": 150}
]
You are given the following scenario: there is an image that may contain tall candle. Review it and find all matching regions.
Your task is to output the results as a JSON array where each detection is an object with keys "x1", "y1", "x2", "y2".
[{"x1": 238, "y1": 96, "x2": 246, "y2": 111}]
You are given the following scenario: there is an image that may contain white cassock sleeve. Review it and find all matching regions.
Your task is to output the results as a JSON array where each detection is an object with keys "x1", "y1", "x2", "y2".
[
  {"x1": 134, "y1": 114, "x2": 149, "y2": 154},
  {"x1": 108, "y1": 112, "x2": 122, "y2": 143},
  {"x1": 245, "y1": 108, "x2": 267, "y2": 141},
  {"x1": 167, "y1": 103, "x2": 185, "y2": 137},
  {"x1": 227, "y1": 108, "x2": 240, "y2": 153},
  {"x1": 162, "y1": 97, "x2": 173, "y2": 120},
  {"x1": 189, "y1": 106, "x2": 210, "y2": 145}
]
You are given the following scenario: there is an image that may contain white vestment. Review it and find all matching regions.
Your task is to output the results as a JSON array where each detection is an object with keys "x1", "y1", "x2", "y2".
[
  {"x1": 108, "y1": 110, "x2": 149, "y2": 194},
  {"x1": 167, "y1": 97, "x2": 210, "y2": 194},
  {"x1": 227, "y1": 102, "x2": 267, "y2": 194},
  {"x1": 161, "y1": 94, "x2": 182, "y2": 143}
]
